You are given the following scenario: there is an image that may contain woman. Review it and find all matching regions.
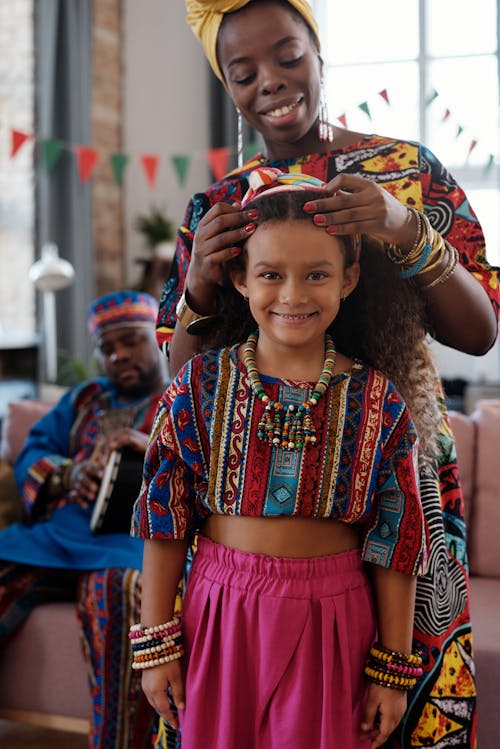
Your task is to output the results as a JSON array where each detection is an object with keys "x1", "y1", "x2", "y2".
[{"x1": 155, "y1": 2, "x2": 499, "y2": 747}]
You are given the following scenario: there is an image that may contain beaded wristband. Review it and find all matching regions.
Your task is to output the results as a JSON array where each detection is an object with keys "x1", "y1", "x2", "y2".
[
  {"x1": 129, "y1": 617, "x2": 184, "y2": 671},
  {"x1": 399, "y1": 243, "x2": 434, "y2": 278},
  {"x1": 369, "y1": 642, "x2": 423, "y2": 667},
  {"x1": 386, "y1": 208, "x2": 424, "y2": 265}
]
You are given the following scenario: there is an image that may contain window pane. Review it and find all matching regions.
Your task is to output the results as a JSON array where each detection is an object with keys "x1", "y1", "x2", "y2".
[
  {"x1": 465, "y1": 187, "x2": 500, "y2": 266},
  {"x1": 427, "y1": 0, "x2": 497, "y2": 57},
  {"x1": 321, "y1": 0, "x2": 419, "y2": 64},
  {"x1": 325, "y1": 62, "x2": 419, "y2": 142},
  {"x1": 427, "y1": 56, "x2": 499, "y2": 167}
]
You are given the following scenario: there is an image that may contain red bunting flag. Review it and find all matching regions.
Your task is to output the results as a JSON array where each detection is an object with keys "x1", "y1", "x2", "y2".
[
  {"x1": 337, "y1": 114, "x2": 348, "y2": 129},
  {"x1": 75, "y1": 146, "x2": 98, "y2": 182},
  {"x1": 378, "y1": 89, "x2": 390, "y2": 105},
  {"x1": 468, "y1": 139, "x2": 478, "y2": 156},
  {"x1": 141, "y1": 155, "x2": 160, "y2": 188},
  {"x1": 441, "y1": 108, "x2": 451, "y2": 122},
  {"x1": 11, "y1": 129, "x2": 33, "y2": 157},
  {"x1": 207, "y1": 147, "x2": 230, "y2": 182}
]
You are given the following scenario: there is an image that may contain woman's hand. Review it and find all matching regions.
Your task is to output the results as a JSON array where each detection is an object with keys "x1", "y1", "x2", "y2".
[
  {"x1": 141, "y1": 661, "x2": 185, "y2": 731},
  {"x1": 185, "y1": 201, "x2": 257, "y2": 313},
  {"x1": 360, "y1": 683, "x2": 407, "y2": 748},
  {"x1": 303, "y1": 173, "x2": 416, "y2": 251}
]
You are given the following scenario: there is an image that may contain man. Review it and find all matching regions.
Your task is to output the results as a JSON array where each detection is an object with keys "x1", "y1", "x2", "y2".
[{"x1": 0, "y1": 290, "x2": 167, "y2": 748}]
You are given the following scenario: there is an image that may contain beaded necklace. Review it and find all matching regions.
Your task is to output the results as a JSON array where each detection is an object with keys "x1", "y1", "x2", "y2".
[{"x1": 242, "y1": 331, "x2": 336, "y2": 451}]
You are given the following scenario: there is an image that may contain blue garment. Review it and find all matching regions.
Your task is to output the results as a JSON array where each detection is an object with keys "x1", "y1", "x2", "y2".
[{"x1": 0, "y1": 378, "x2": 161, "y2": 571}]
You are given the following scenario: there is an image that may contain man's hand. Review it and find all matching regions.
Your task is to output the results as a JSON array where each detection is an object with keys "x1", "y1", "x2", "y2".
[
  {"x1": 68, "y1": 460, "x2": 104, "y2": 507},
  {"x1": 108, "y1": 428, "x2": 149, "y2": 455}
]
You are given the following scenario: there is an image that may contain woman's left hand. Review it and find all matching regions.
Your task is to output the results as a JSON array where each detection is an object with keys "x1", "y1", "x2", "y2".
[
  {"x1": 303, "y1": 173, "x2": 416, "y2": 250},
  {"x1": 360, "y1": 682, "x2": 407, "y2": 748}
]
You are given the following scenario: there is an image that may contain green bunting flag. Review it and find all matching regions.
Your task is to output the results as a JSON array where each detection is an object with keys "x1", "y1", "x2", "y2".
[
  {"x1": 171, "y1": 154, "x2": 189, "y2": 187},
  {"x1": 456, "y1": 125, "x2": 464, "y2": 138},
  {"x1": 110, "y1": 153, "x2": 129, "y2": 186},
  {"x1": 425, "y1": 89, "x2": 439, "y2": 107},
  {"x1": 484, "y1": 154, "x2": 495, "y2": 173},
  {"x1": 358, "y1": 101, "x2": 371, "y2": 120},
  {"x1": 41, "y1": 139, "x2": 64, "y2": 172}
]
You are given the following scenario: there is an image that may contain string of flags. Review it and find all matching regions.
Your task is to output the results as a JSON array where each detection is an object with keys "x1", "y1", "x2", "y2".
[{"x1": 7, "y1": 88, "x2": 497, "y2": 188}]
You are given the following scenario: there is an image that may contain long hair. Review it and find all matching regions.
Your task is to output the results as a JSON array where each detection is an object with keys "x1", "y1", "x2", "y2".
[{"x1": 206, "y1": 189, "x2": 440, "y2": 463}]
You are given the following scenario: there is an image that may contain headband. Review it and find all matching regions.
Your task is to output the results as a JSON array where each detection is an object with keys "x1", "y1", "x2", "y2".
[
  {"x1": 185, "y1": 0, "x2": 320, "y2": 83},
  {"x1": 241, "y1": 167, "x2": 362, "y2": 261},
  {"x1": 87, "y1": 290, "x2": 159, "y2": 338}
]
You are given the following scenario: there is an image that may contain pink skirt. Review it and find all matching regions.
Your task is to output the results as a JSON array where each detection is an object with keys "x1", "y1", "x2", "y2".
[{"x1": 179, "y1": 536, "x2": 376, "y2": 749}]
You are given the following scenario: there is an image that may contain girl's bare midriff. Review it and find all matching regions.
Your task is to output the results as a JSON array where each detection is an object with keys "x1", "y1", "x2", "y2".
[{"x1": 203, "y1": 515, "x2": 361, "y2": 558}]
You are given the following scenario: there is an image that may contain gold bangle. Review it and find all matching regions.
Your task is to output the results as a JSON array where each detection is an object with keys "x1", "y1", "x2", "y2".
[{"x1": 419, "y1": 243, "x2": 459, "y2": 289}]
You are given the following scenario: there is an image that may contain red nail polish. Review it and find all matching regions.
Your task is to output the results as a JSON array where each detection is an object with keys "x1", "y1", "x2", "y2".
[
  {"x1": 326, "y1": 225, "x2": 337, "y2": 234},
  {"x1": 303, "y1": 201, "x2": 316, "y2": 212},
  {"x1": 247, "y1": 209, "x2": 258, "y2": 219},
  {"x1": 313, "y1": 215, "x2": 327, "y2": 226},
  {"x1": 231, "y1": 247, "x2": 241, "y2": 256},
  {"x1": 244, "y1": 223, "x2": 256, "y2": 233}
]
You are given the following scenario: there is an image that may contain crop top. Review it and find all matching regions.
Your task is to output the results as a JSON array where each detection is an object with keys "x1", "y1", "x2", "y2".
[{"x1": 133, "y1": 345, "x2": 426, "y2": 576}]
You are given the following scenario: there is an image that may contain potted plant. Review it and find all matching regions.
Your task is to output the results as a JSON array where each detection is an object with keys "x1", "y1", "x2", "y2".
[{"x1": 133, "y1": 205, "x2": 176, "y2": 260}]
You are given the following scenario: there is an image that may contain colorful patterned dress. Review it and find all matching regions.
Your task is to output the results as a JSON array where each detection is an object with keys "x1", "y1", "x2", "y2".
[
  {"x1": 156, "y1": 135, "x2": 500, "y2": 748},
  {"x1": 0, "y1": 378, "x2": 163, "y2": 749}
]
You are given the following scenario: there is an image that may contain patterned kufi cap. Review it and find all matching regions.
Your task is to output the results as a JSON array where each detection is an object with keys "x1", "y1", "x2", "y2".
[
  {"x1": 241, "y1": 167, "x2": 362, "y2": 261},
  {"x1": 87, "y1": 290, "x2": 159, "y2": 338},
  {"x1": 185, "y1": 0, "x2": 320, "y2": 83}
]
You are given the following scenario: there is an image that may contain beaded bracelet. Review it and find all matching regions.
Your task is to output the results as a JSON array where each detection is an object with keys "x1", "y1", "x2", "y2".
[
  {"x1": 129, "y1": 617, "x2": 184, "y2": 670},
  {"x1": 369, "y1": 642, "x2": 423, "y2": 667},
  {"x1": 386, "y1": 208, "x2": 424, "y2": 265},
  {"x1": 399, "y1": 243, "x2": 434, "y2": 279}
]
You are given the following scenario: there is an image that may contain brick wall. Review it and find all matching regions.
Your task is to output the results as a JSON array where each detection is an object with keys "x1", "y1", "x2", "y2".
[{"x1": 91, "y1": 0, "x2": 125, "y2": 294}]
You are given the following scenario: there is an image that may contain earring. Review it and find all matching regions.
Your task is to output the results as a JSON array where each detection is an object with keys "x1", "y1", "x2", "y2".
[
  {"x1": 318, "y1": 80, "x2": 334, "y2": 144},
  {"x1": 237, "y1": 108, "x2": 244, "y2": 169}
]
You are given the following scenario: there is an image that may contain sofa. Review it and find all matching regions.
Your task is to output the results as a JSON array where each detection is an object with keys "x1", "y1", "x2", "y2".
[
  {"x1": 0, "y1": 398, "x2": 498, "y2": 745},
  {"x1": 0, "y1": 400, "x2": 91, "y2": 734}
]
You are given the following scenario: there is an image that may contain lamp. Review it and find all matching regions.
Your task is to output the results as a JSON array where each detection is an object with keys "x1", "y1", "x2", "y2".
[{"x1": 29, "y1": 242, "x2": 75, "y2": 383}]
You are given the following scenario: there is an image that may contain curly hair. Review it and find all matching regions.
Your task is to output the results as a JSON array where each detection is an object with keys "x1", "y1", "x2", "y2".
[{"x1": 205, "y1": 189, "x2": 440, "y2": 464}]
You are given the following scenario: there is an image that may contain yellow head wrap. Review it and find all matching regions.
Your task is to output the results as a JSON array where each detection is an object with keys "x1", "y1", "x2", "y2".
[{"x1": 185, "y1": 0, "x2": 320, "y2": 83}]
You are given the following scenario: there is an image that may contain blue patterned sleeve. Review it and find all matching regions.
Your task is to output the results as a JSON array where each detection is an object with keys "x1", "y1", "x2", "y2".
[
  {"x1": 362, "y1": 394, "x2": 427, "y2": 576},
  {"x1": 132, "y1": 364, "x2": 206, "y2": 540}
]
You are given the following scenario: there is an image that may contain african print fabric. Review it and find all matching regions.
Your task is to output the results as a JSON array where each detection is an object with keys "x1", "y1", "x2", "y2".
[{"x1": 155, "y1": 135, "x2": 500, "y2": 748}]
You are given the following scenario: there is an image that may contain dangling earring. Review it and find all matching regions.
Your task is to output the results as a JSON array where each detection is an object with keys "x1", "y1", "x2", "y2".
[
  {"x1": 237, "y1": 108, "x2": 244, "y2": 169},
  {"x1": 318, "y1": 80, "x2": 334, "y2": 144}
]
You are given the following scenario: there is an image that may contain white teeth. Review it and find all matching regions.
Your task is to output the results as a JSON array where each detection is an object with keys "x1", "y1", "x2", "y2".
[{"x1": 268, "y1": 102, "x2": 298, "y2": 118}]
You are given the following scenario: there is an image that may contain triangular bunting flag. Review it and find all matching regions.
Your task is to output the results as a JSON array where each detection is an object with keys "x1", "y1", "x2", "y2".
[
  {"x1": 484, "y1": 154, "x2": 495, "y2": 173},
  {"x1": 337, "y1": 113, "x2": 348, "y2": 129},
  {"x1": 455, "y1": 125, "x2": 464, "y2": 138},
  {"x1": 207, "y1": 147, "x2": 230, "y2": 181},
  {"x1": 441, "y1": 108, "x2": 451, "y2": 123},
  {"x1": 11, "y1": 129, "x2": 33, "y2": 157},
  {"x1": 110, "y1": 153, "x2": 129, "y2": 186},
  {"x1": 425, "y1": 89, "x2": 439, "y2": 107},
  {"x1": 171, "y1": 154, "x2": 189, "y2": 187},
  {"x1": 141, "y1": 154, "x2": 160, "y2": 188},
  {"x1": 378, "y1": 89, "x2": 390, "y2": 105},
  {"x1": 75, "y1": 146, "x2": 98, "y2": 182},
  {"x1": 468, "y1": 139, "x2": 478, "y2": 156},
  {"x1": 41, "y1": 139, "x2": 64, "y2": 172},
  {"x1": 358, "y1": 101, "x2": 371, "y2": 119}
]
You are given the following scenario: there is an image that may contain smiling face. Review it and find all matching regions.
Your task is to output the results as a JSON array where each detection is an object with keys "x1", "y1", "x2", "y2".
[
  {"x1": 217, "y1": 1, "x2": 323, "y2": 160},
  {"x1": 95, "y1": 325, "x2": 165, "y2": 399},
  {"x1": 231, "y1": 219, "x2": 359, "y2": 361}
]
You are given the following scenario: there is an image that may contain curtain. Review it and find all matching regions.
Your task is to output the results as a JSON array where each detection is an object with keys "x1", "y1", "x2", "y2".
[{"x1": 35, "y1": 0, "x2": 95, "y2": 372}]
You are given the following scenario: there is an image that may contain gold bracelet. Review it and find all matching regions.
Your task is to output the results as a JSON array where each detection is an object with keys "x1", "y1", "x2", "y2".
[
  {"x1": 387, "y1": 208, "x2": 424, "y2": 265},
  {"x1": 420, "y1": 243, "x2": 459, "y2": 289}
]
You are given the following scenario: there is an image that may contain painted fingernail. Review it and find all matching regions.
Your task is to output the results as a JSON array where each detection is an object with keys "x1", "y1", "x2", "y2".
[
  {"x1": 326, "y1": 225, "x2": 337, "y2": 234},
  {"x1": 247, "y1": 209, "x2": 258, "y2": 219},
  {"x1": 231, "y1": 247, "x2": 241, "y2": 255},
  {"x1": 244, "y1": 223, "x2": 256, "y2": 233},
  {"x1": 303, "y1": 201, "x2": 316, "y2": 212},
  {"x1": 313, "y1": 215, "x2": 327, "y2": 226}
]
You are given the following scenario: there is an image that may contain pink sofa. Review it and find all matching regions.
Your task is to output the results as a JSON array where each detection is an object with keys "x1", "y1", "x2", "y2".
[
  {"x1": 449, "y1": 401, "x2": 500, "y2": 749},
  {"x1": 0, "y1": 400, "x2": 91, "y2": 733},
  {"x1": 0, "y1": 399, "x2": 498, "y2": 743}
]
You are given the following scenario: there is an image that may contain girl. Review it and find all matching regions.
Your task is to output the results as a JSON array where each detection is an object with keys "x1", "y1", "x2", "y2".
[{"x1": 133, "y1": 170, "x2": 435, "y2": 748}]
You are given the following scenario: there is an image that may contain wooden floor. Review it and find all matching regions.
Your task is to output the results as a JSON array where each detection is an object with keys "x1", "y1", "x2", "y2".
[{"x1": 0, "y1": 720, "x2": 88, "y2": 748}]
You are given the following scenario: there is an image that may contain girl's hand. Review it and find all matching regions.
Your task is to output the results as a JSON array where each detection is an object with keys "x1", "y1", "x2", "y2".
[
  {"x1": 303, "y1": 173, "x2": 416, "y2": 251},
  {"x1": 185, "y1": 201, "x2": 257, "y2": 313},
  {"x1": 141, "y1": 661, "x2": 185, "y2": 731},
  {"x1": 360, "y1": 682, "x2": 407, "y2": 748}
]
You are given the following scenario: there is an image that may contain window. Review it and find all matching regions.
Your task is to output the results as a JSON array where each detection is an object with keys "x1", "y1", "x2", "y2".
[
  {"x1": 313, "y1": 0, "x2": 500, "y2": 383},
  {"x1": 0, "y1": 0, "x2": 35, "y2": 345},
  {"x1": 313, "y1": 0, "x2": 499, "y2": 265}
]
